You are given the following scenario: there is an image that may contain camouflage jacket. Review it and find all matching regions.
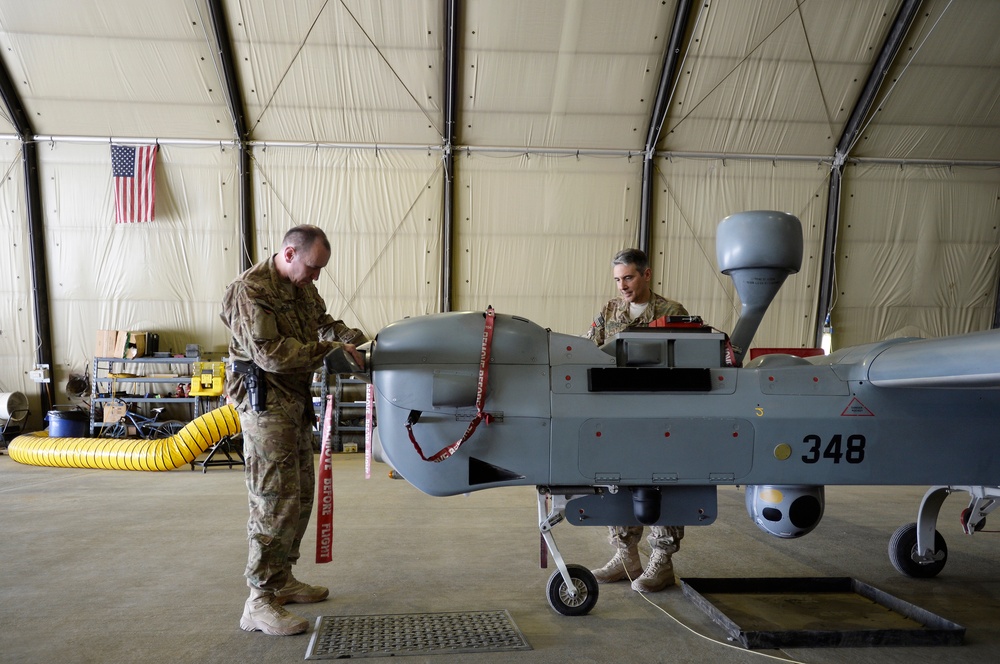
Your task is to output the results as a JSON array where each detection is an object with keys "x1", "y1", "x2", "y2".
[
  {"x1": 220, "y1": 255, "x2": 367, "y2": 417},
  {"x1": 586, "y1": 292, "x2": 688, "y2": 346}
]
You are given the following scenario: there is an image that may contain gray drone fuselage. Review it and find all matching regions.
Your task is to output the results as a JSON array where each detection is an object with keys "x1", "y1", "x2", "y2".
[
  {"x1": 366, "y1": 211, "x2": 1000, "y2": 537},
  {"x1": 372, "y1": 311, "x2": 1000, "y2": 494}
]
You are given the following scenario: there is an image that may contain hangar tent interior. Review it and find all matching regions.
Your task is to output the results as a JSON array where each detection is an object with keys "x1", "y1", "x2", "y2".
[{"x1": 0, "y1": 0, "x2": 998, "y2": 431}]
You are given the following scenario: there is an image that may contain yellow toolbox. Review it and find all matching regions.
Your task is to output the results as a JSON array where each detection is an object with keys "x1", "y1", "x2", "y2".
[{"x1": 189, "y1": 362, "x2": 225, "y2": 397}]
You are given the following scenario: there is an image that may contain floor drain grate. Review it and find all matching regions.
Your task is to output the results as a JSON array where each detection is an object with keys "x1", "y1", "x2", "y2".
[{"x1": 305, "y1": 609, "x2": 532, "y2": 659}]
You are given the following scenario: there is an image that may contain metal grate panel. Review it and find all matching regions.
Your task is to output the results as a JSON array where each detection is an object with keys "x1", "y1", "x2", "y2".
[{"x1": 305, "y1": 609, "x2": 532, "y2": 659}]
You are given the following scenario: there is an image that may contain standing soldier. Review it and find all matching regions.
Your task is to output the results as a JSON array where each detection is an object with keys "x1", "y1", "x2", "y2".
[
  {"x1": 586, "y1": 248, "x2": 688, "y2": 592},
  {"x1": 222, "y1": 225, "x2": 367, "y2": 635}
]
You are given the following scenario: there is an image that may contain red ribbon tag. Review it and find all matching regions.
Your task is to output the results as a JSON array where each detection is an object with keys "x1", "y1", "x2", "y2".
[{"x1": 315, "y1": 394, "x2": 335, "y2": 563}]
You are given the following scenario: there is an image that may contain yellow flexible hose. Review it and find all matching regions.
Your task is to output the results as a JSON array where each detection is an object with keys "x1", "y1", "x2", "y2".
[{"x1": 7, "y1": 404, "x2": 241, "y2": 471}]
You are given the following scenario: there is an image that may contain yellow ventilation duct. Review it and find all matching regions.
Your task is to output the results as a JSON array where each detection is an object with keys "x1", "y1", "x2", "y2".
[{"x1": 8, "y1": 404, "x2": 241, "y2": 471}]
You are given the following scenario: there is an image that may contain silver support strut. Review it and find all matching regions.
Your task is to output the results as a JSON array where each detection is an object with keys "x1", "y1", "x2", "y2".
[
  {"x1": 537, "y1": 489, "x2": 576, "y2": 599},
  {"x1": 960, "y1": 485, "x2": 1000, "y2": 533},
  {"x1": 914, "y1": 486, "x2": 950, "y2": 564},
  {"x1": 914, "y1": 485, "x2": 1000, "y2": 561}
]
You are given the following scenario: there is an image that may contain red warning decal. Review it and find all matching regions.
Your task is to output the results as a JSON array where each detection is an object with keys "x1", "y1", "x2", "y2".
[{"x1": 842, "y1": 397, "x2": 874, "y2": 417}]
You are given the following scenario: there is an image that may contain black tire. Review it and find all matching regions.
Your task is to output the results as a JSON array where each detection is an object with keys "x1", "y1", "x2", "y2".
[
  {"x1": 888, "y1": 522, "x2": 947, "y2": 578},
  {"x1": 106, "y1": 418, "x2": 129, "y2": 439},
  {"x1": 546, "y1": 564, "x2": 599, "y2": 616}
]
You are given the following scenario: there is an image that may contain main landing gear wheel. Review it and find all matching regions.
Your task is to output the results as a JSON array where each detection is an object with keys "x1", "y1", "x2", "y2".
[
  {"x1": 546, "y1": 564, "x2": 599, "y2": 616},
  {"x1": 888, "y1": 522, "x2": 948, "y2": 578}
]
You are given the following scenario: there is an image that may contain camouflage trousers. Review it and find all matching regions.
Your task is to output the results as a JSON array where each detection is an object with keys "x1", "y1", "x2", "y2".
[
  {"x1": 240, "y1": 406, "x2": 316, "y2": 592},
  {"x1": 608, "y1": 525, "x2": 684, "y2": 554}
]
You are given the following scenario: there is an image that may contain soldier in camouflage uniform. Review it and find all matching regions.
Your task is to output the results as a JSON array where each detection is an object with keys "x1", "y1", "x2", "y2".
[
  {"x1": 586, "y1": 248, "x2": 688, "y2": 593},
  {"x1": 221, "y1": 225, "x2": 367, "y2": 636}
]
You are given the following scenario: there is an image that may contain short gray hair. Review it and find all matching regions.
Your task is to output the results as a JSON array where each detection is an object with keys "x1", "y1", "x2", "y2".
[
  {"x1": 612, "y1": 248, "x2": 648, "y2": 272},
  {"x1": 283, "y1": 225, "x2": 331, "y2": 252}
]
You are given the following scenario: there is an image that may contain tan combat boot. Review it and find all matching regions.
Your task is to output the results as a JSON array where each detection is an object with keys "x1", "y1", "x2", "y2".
[
  {"x1": 591, "y1": 527, "x2": 643, "y2": 583},
  {"x1": 631, "y1": 549, "x2": 675, "y2": 592},
  {"x1": 240, "y1": 586, "x2": 309, "y2": 636},
  {"x1": 274, "y1": 572, "x2": 329, "y2": 605}
]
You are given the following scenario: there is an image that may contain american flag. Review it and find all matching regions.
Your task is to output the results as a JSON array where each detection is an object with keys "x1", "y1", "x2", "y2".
[{"x1": 111, "y1": 144, "x2": 158, "y2": 223}]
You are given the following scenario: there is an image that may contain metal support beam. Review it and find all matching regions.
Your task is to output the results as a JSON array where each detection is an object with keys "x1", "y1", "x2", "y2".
[
  {"x1": 0, "y1": 52, "x2": 53, "y2": 415},
  {"x1": 441, "y1": 0, "x2": 460, "y2": 312},
  {"x1": 639, "y1": 0, "x2": 693, "y2": 255},
  {"x1": 995, "y1": 287, "x2": 1000, "y2": 329},
  {"x1": 815, "y1": 0, "x2": 922, "y2": 346},
  {"x1": 207, "y1": 0, "x2": 255, "y2": 271}
]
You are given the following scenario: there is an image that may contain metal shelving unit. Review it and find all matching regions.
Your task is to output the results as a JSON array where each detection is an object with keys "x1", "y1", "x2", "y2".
[
  {"x1": 333, "y1": 375, "x2": 367, "y2": 451},
  {"x1": 312, "y1": 369, "x2": 367, "y2": 451},
  {"x1": 90, "y1": 356, "x2": 202, "y2": 435}
]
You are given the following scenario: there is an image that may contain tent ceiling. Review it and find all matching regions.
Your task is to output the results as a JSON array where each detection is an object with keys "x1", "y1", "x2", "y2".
[
  {"x1": 663, "y1": 0, "x2": 901, "y2": 156},
  {"x1": 0, "y1": 0, "x2": 996, "y2": 163},
  {"x1": 235, "y1": 0, "x2": 445, "y2": 144},
  {"x1": 856, "y1": 0, "x2": 1000, "y2": 161},
  {"x1": 458, "y1": 0, "x2": 675, "y2": 150},
  {"x1": 0, "y1": 0, "x2": 230, "y2": 139}
]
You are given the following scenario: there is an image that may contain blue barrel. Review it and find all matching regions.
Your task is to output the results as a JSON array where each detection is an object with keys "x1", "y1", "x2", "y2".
[{"x1": 48, "y1": 409, "x2": 88, "y2": 437}]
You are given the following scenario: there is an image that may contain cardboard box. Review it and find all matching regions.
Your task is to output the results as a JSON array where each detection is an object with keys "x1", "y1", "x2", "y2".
[
  {"x1": 95, "y1": 330, "x2": 150, "y2": 359},
  {"x1": 125, "y1": 332, "x2": 147, "y2": 359},
  {"x1": 95, "y1": 330, "x2": 127, "y2": 359},
  {"x1": 103, "y1": 403, "x2": 128, "y2": 423}
]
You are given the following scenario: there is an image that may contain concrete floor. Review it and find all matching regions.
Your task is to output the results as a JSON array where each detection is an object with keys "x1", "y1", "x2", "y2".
[{"x1": 2, "y1": 449, "x2": 999, "y2": 664}]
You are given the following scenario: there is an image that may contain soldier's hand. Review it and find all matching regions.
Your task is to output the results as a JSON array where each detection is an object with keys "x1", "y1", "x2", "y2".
[
  {"x1": 324, "y1": 344, "x2": 364, "y2": 374},
  {"x1": 343, "y1": 343, "x2": 365, "y2": 370}
]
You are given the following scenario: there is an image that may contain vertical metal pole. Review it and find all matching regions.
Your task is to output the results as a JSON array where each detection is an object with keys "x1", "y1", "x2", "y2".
[
  {"x1": 207, "y1": 0, "x2": 255, "y2": 270},
  {"x1": 441, "y1": 0, "x2": 460, "y2": 312},
  {"x1": 639, "y1": 0, "x2": 693, "y2": 256},
  {"x1": 22, "y1": 141, "x2": 53, "y2": 414},
  {"x1": 238, "y1": 147, "x2": 254, "y2": 271}
]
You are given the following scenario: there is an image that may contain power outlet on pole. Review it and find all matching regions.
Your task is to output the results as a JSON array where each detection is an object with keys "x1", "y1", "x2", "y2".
[{"x1": 29, "y1": 364, "x2": 51, "y2": 383}]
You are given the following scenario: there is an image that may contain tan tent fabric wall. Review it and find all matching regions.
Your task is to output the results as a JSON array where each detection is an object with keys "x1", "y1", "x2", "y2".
[
  {"x1": 251, "y1": 146, "x2": 443, "y2": 338},
  {"x1": 836, "y1": 163, "x2": 1000, "y2": 344},
  {"x1": 453, "y1": 152, "x2": 642, "y2": 333}
]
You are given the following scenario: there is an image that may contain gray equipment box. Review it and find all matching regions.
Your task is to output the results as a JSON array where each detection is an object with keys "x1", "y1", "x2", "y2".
[{"x1": 603, "y1": 328, "x2": 727, "y2": 369}]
